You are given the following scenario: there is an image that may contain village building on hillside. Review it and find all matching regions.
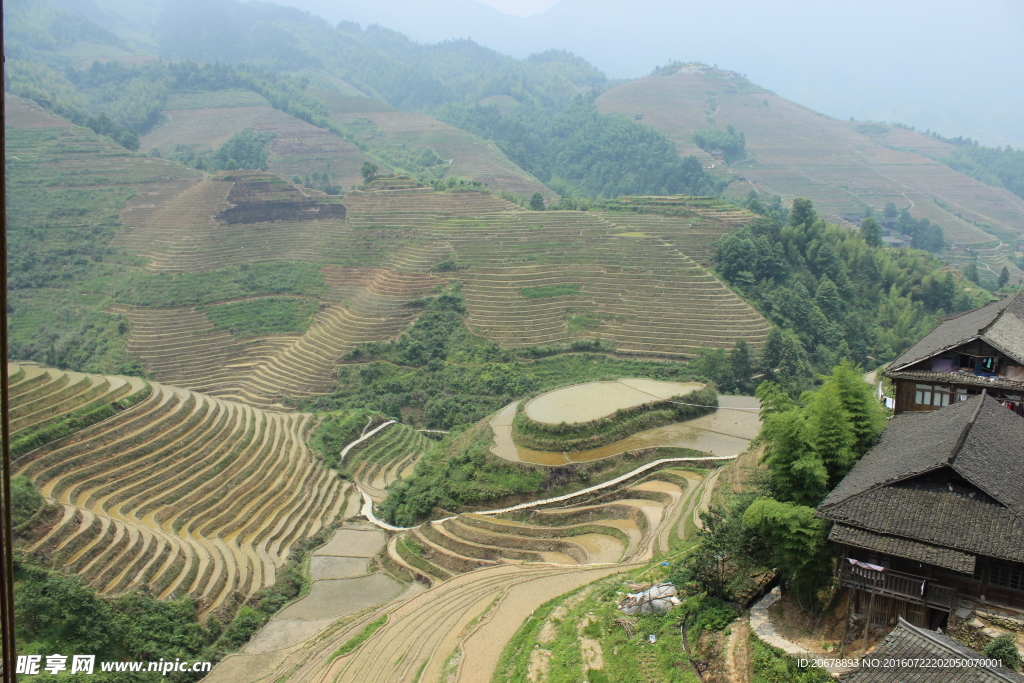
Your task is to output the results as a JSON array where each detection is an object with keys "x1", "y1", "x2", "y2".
[
  {"x1": 839, "y1": 618, "x2": 1024, "y2": 682},
  {"x1": 816, "y1": 393, "x2": 1024, "y2": 633},
  {"x1": 883, "y1": 293, "x2": 1024, "y2": 415},
  {"x1": 708, "y1": 148, "x2": 726, "y2": 162}
]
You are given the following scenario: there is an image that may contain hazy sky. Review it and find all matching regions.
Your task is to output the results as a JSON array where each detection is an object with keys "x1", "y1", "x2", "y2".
[{"x1": 475, "y1": 0, "x2": 558, "y2": 16}]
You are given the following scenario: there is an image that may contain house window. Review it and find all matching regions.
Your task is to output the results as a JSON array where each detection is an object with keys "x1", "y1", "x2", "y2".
[
  {"x1": 915, "y1": 384, "x2": 950, "y2": 407},
  {"x1": 991, "y1": 564, "x2": 1024, "y2": 591}
]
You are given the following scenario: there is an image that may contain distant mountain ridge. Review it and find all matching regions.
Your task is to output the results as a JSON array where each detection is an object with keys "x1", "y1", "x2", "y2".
[{"x1": 277, "y1": 0, "x2": 1024, "y2": 149}]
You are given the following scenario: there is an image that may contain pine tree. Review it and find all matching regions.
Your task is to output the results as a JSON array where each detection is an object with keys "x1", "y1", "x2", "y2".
[{"x1": 860, "y1": 217, "x2": 882, "y2": 247}]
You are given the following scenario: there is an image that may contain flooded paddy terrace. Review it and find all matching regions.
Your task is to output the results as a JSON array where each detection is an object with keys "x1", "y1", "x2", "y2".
[{"x1": 493, "y1": 378, "x2": 759, "y2": 465}]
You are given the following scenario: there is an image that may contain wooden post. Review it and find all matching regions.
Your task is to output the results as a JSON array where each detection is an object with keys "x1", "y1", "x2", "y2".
[{"x1": 861, "y1": 586, "x2": 877, "y2": 652}]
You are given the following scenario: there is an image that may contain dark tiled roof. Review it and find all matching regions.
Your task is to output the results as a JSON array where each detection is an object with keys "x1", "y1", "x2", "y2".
[
  {"x1": 840, "y1": 618, "x2": 1024, "y2": 682},
  {"x1": 829, "y1": 524, "x2": 976, "y2": 574},
  {"x1": 817, "y1": 395, "x2": 1024, "y2": 563},
  {"x1": 821, "y1": 487, "x2": 1024, "y2": 564},
  {"x1": 819, "y1": 395, "x2": 1024, "y2": 515},
  {"x1": 888, "y1": 293, "x2": 1024, "y2": 371},
  {"x1": 886, "y1": 370, "x2": 1024, "y2": 392}
]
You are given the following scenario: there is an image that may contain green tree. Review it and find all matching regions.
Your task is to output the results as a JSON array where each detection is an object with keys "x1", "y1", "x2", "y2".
[
  {"x1": 789, "y1": 198, "x2": 817, "y2": 227},
  {"x1": 963, "y1": 261, "x2": 980, "y2": 284},
  {"x1": 11, "y1": 476, "x2": 45, "y2": 527},
  {"x1": 860, "y1": 217, "x2": 882, "y2": 247},
  {"x1": 826, "y1": 360, "x2": 886, "y2": 454},
  {"x1": 999, "y1": 266, "x2": 1010, "y2": 288},
  {"x1": 883, "y1": 201, "x2": 898, "y2": 219},
  {"x1": 755, "y1": 380, "x2": 795, "y2": 417},
  {"x1": 805, "y1": 382, "x2": 857, "y2": 487},
  {"x1": 742, "y1": 498, "x2": 833, "y2": 595},
  {"x1": 815, "y1": 277, "x2": 843, "y2": 321},
  {"x1": 529, "y1": 192, "x2": 545, "y2": 210},
  {"x1": 760, "y1": 408, "x2": 828, "y2": 506},
  {"x1": 761, "y1": 328, "x2": 810, "y2": 396},
  {"x1": 728, "y1": 339, "x2": 754, "y2": 392},
  {"x1": 361, "y1": 161, "x2": 379, "y2": 181}
]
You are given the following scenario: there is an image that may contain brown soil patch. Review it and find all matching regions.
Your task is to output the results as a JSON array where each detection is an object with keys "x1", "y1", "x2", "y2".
[
  {"x1": 5, "y1": 97, "x2": 73, "y2": 128},
  {"x1": 767, "y1": 592, "x2": 846, "y2": 655}
]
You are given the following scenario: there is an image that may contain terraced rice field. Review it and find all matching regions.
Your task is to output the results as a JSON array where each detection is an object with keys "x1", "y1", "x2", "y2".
[
  {"x1": 426, "y1": 208, "x2": 769, "y2": 356},
  {"x1": 492, "y1": 395, "x2": 760, "y2": 466},
  {"x1": 348, "y1": 194, "x2": 766, "y2": 357},
  {"x1": 139, "y1": 99, "x2": 374, "y2": 190},
  {"x1": 10, "y1": 363, "x2": 357, "y2": 614},
  {"x1": 341, "y1": 422, "x2": 433, "y2": 502},
  {"x1": 114, "y1": 180, "x2": 765, "y2": 407},
  {"x1": 596, "y1": 68, "x2": 1024, "y2": 280},
  {"x1": 216, "y1": 466, "x2": 708, "y2": 683},
  {"x1": 114, "y1": 266, "x2": 444, "y2": 407},
  {"x1": 113, "y1": 178, "x2": 451, "y2": 407},
  {"x1": 7, "y1": 364, "x2": 148, "y2": 439},
  {"x1": 313, "y1": 90, "x2": 557, "y2": 201}
]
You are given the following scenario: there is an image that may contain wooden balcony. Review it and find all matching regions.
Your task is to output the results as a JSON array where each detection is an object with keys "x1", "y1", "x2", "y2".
[{"x1": 839, "y1": 562, "x2": 956, "y2": 611}]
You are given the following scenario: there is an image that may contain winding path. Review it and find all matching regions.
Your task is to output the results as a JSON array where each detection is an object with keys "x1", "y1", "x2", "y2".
[
  {"x1": 356, "y1": 454, "x2": 736, "y2": 532},
  {"x1": 339, "y1": 420, "x2": 395, "y2": 463}
]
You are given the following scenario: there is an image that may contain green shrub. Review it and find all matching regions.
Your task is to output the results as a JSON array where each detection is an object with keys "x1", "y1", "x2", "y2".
[{"x1": 985, "y1": 634, "x2": 1021, "y2": 671}]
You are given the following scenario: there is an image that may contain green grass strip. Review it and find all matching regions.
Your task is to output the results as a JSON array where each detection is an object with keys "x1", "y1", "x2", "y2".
[{"x1": 331, "y1": 614, "x2": 388, "y2": 660}]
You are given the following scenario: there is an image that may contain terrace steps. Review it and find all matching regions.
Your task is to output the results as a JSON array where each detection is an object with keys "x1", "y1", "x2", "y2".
[{"x1": 10, "y1": 363, "x2": 353, "y2": 613}]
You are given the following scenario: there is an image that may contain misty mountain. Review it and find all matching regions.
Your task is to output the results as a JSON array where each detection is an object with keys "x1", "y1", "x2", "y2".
[{"x1": 277, "y1": 0, "x2": 1024, "y2": 148}]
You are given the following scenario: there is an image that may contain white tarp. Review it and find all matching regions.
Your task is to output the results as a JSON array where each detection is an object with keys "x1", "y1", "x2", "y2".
[{"x1": 618, "y1": 582, "x2": 682, "y2": 615}]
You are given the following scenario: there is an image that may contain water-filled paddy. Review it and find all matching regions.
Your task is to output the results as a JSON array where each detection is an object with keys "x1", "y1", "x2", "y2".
[
  {"x1": 490, "y1": 395, "x2": 759, "y2": 465},
  {"x1": 276, "y1": 574, "x2": 403, "y2": 620},
  {"x1": 241, "y1": 525, "x2": 404, "y2": 655},
  {"x1": 523, "y1": 378, "x2": 706, "y2": 424}
]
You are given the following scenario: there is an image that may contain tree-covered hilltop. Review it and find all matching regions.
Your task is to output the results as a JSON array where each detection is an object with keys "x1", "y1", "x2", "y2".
[
  {"x1": 437, "y1": 95, "x2": 721, "y2": 198},
  {"x1": 929, "y1": 134, "x2": 1024, "y2": 202},
  {"x1": 4, "y1": 0, "x2": 719, "y2": 200},
  {"x1": 712, "y1": 197, "x2": 985, "y2": 394}
]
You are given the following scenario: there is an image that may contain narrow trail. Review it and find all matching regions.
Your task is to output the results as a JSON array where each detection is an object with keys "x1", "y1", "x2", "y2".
[
  {"x1": 356, "y1": 454, "x2": 737, "y2": 532},
  {"x1": 340, "y1": 420, "x2": 395, "y2": 462}
]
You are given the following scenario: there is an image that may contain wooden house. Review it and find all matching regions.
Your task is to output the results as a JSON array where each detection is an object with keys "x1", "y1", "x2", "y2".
[
  {"x1": 839, "y1": 617, "x2": 1024, "y2": 681},
  {"x1": 816, "y1": 394, "x2": 1024, "y2": 632},
  {"x1": 884, "y1": 293, "x2": 1024, "y2": 415}
]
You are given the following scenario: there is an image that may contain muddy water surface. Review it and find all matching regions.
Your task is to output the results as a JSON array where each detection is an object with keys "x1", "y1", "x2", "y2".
[
  {"x1": 523, "y1": 378, "x2": 705, "y2": 424},
  {"x1": 491, "y1": 394, "x2": 760, "y2": 465}
]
